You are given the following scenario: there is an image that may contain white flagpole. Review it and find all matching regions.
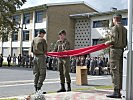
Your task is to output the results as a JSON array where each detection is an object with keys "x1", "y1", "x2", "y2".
[{"x1": 127, "y1": 0, "x2": 133, "y2": 99}]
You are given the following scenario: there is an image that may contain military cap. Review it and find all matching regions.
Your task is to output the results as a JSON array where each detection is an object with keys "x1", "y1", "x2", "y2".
[
  {"x1": 39, "y1": 29, "x2": 46, "y2": 34},
  {"x1": 113, "y1": 13, "x2": 122, "y2": 18},
  {"x1": 58, "y1": 30, "x2": 66, "y2": 35}
]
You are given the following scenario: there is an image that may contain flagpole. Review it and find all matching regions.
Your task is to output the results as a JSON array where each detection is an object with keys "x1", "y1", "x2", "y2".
[{"x1": 126, "y1": 0, "x2": 133, "y2": 99}]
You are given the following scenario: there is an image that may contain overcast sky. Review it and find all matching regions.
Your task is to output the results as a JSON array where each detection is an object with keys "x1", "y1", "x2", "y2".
[{"x1": 21, "y1": 0, "x2": 127, "y2": 12}]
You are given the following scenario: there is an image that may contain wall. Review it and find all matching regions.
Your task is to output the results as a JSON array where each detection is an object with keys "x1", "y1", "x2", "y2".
[{"x1": 46, "y1": 4, "x2": 96, "y2": 51}]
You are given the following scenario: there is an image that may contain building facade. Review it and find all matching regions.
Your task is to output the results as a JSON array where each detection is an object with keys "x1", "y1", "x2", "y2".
[
  {"x1": 70, "y1": 9, "x2": 128, "y2": 57},
  {"x1": 0, "y1": 1, "x2": 97, "y2": 61}
]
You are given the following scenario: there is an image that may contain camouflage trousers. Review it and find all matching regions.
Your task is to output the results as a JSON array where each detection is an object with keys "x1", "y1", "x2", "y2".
[
  {"x1": 33, "y1": 55, "x2": 46, "y2": 89},
  {"x1": 58, "y1": 57, "x2": 71, "y2": 84},
  {"x1": 110, "y1": 48, "x2": 124, "y2": 90}
]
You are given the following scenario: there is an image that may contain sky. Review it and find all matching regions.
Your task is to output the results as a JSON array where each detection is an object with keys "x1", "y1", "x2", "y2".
[{"x1": 21, "y1": 0, "x2": 127, "y2": 12}]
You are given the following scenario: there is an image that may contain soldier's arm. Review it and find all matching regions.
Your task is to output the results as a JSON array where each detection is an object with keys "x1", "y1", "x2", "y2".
[
  {"x1": 43, "y1": 39, "x2": 47, "y2": 53},
  {"x1": 53, "y1": 41, "x2": 58, "y2": 52},
  {"x1": 31, "y1": 40, "x2": 34, "y2": 53},
  {"x1": 64, "y1": 41, "x2": 70, "y2": 50},
  {"x1": 110, "y1": 26, "x2": 119, "y2": 45},
  {"x1": 105, "y1": 27, "x2": 117, "y2": 45}
]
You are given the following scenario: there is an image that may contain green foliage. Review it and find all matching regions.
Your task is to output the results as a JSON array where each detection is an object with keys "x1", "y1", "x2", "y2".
[
  {"x1": 100, "y1": 20, "x2": 113, "y2": 56},
  {"x1": 0, "y1": 98, "x2": 17, "y2": 100},
  {"x1": 0, "y1": 0, "x2": 26, "y2": 39},
  {"x1": 2, "y1": 62, "x2": 13, "y2": 66}
]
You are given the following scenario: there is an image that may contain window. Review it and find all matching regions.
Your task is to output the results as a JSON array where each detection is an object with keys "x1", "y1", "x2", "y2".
[
  {"x1": 22, "y1": 48, "x2": 29, "y2": 56},
  {"x1": 12, "y1": 48, "x2": 18, "y2": 57},
  {"x1": 35, "y1": 11, "x2": 43, "y2": 23},
  {"x1": 13, "y1": 15, "x2": 20, "y2": 24},
  {"x1": 92, "y1": 39, "x2": 104, "y2": 45},
  {"x1": 93, "y1": 20, "x2": 109, "y2": 28},
  {"x1": 23, "y1": 30, "x2": 29, "y2": 41},
  {"x1": 23, "y1": 13, "x2": 30, "y2": 24},
  {"x1": 122, "y1": 18, "x2": 128, "y2": 26},
  {"x1": 3, "y1": 47, "x2": 9, "y2": 57},
  {"x1": 12, "y1": 32, "x2": 18, "y2": 41},
  {"x1": 34, "y1": 29, "x2": 40, "y2": 37}
]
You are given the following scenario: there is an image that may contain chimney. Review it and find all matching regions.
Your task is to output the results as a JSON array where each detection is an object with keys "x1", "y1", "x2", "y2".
[{"x1": 110, "y1": 7, "x2": 117, "y2": 12}]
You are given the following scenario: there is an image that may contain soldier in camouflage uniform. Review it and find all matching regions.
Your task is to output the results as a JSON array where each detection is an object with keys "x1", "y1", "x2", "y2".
[
  {"x1": 54, "y1": 30, "x2": 71, "y2": 92},
  {"x1": 105, "y1": 13, "x2": 127, "y2": 98},
  {"x1": 31, "y1": 29, "x2": 47, "y2": 93}
]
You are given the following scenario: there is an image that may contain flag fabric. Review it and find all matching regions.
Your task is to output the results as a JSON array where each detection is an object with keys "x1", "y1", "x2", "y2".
[{"x1": 46, "y1": 43, "x2": 110, "y2": 58}]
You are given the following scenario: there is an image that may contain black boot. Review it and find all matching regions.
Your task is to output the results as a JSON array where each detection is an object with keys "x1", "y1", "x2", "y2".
[
  {"x1": 34, "y1": 85, "x2": 38, "y2": 92},
  {"x1": 37, "y1": 87, "x2": 41, "y2": 91},
  {"x1": 67, "y1": 83, "x2": 71, "y2": 92},
  {"x1": 37, "y1": 87, "x2": 46, "y2": 94},
  {"x1": 106, "y1": 89, "x2": 121, "y2": 98},
  {"x1": 57, "y1": 83, "x2": 66, "y2": 92}
]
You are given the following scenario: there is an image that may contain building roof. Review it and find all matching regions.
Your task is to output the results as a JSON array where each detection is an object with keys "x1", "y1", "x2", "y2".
[
  {"x1": 70, "y1": 9, "x2": 128, "y2": 19},
  {"x1": 16, "y1": 1, "x2": 98, "y2": 13},
  {"x1": 47, "y1": 1, "x2": 98, "y2": 12}
]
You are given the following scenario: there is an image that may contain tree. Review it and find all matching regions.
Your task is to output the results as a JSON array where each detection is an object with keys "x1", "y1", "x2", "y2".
[{"x1": 0, "y1": 0, "x2": 26, "y2": 40}]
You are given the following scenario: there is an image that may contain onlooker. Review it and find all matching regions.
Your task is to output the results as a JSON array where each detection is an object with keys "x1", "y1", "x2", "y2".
[
  {"x1": 85, "y1": 55, "x2": 90, "y2": 74},
  {"x1": 70, "y1": 57, "x2": 76, "y2": 73},
  {"x1": 21, "y1": 55, "x2": 25, "y2": 67},
  {"x1": 7, "y1": 55, "x2": 11, "y2": 67},
  {"x1": 25, "y1": 55, "x2": 29, "y2": 68},
  {"x1": 29, "y1": 55, "x2": 33, "y2": 68},
  {"x1": 90, "y1": 57, "x2": 95, "y2": 75},
  {"x1": 0, "y1": 54, "x2": 3, "y2": 67},
  {"x1": 97, "y1": 57, "x2": 103, "y2": 75},
  {"x1": 80, "y1": 56, "x2": 85, "y2": 66},
  {"x1": 18, "y1": 54, "x2": 22, "y2": 67},
  {"x1": 76, "y1": 56, "x2": 81, "y2": 66},
  {"x1": 13, "y1": 53, "x2": 17, "y2": 66},
  {"x1": 52, "y1": 57, "x2": 58, "y2": 71}
]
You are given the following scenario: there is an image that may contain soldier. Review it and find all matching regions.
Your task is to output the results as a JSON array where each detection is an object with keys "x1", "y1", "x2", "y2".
[
  {"x1": 31, "y1": 29, "x2": 47, "y2": 93},
  {"x1": 105, "y1": 13, "x2": 127, "y2": 98},
  {"x1": 53, "y1": 30, "x2": 71, "y2": 92}
]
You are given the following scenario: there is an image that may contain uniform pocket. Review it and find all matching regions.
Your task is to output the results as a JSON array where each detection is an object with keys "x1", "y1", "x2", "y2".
[
  {"x1": 110, "y1": 60, "x2": 119, "y2": 70},
  {"x1": 110, "y1": 49, "x2": 123, "y2": 60}
]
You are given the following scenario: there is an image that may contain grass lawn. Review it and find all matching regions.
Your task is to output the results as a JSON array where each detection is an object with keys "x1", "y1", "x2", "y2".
[{"x1": 0, "y1": 99, "x2": 17, "y2": 100}]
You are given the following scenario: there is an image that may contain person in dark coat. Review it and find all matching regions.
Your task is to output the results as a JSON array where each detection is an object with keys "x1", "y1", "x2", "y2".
[
  {"x1": 0, "y1": 54, "x2": 3, "y2": 67},
  {"x1": 7, "y1": 55, "x2": 11, "y2": 67}
]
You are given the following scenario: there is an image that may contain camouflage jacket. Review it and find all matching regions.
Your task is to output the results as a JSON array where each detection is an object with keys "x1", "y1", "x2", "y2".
[
  {"x1": 31, "y1": 36, "x2": 47, "y2": 55},
  {"x1": 53, "y1": 38, "x2": 70, "y2": 52},
  {"x1": 105, "y1": 23, "x2": 127, "y2": 48}
]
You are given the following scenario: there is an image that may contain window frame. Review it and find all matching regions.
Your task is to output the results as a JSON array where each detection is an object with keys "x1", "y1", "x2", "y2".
[
  {"x1": 23, "y1": 30, "x2": 29, "y2": 41},
  {"x1": 12, "y1": 32, "x2": 18, "y2": 41},
  {"x1": 35, "y1": 10, "x2": 43, "y2": 23},
  {"x1": 23, "y1": 13, "x2": 30, "y2": 24}
]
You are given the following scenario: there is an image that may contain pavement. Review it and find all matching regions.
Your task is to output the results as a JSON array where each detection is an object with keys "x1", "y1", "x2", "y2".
[{"x1": 0, "y1": 89, "x2": 122, "y2": 100}]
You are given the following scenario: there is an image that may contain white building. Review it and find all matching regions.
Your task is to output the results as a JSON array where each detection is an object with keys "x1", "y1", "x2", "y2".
[{"x1": 70, "y1": 9, "x2": 128, "y2": 57}]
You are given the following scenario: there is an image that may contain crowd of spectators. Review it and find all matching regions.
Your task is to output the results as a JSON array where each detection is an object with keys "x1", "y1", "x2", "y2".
[
  {"x1": 0, "y1": 53, "x2": 110, "y2": 75},
  {"x1": 0, "y1": 53, "x2": 34, "y2": 68},
  {"x1": 46, "y1": 55, "x2": 110, "y2": 75}
]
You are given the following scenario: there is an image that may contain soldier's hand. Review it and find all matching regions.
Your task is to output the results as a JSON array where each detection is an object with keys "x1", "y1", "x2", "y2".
[
  {"x1": 105, "y1": 41, "x2": 111, "y2": 46},
  {"x1": 98, "y1": 37, "x2": 104, "y2": 41}
]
